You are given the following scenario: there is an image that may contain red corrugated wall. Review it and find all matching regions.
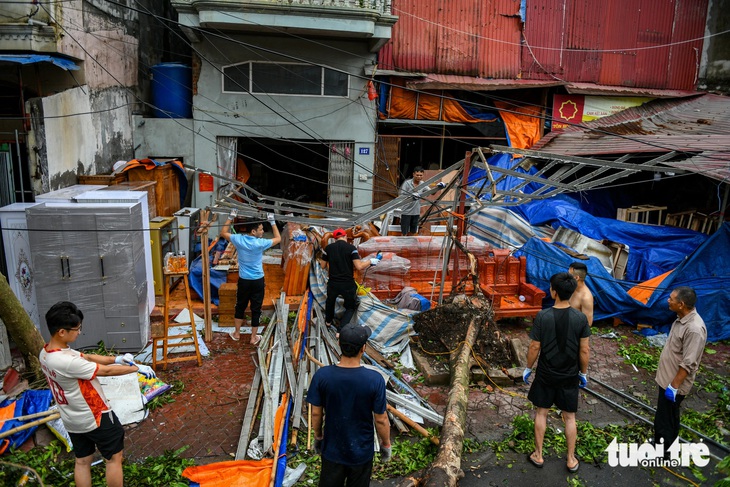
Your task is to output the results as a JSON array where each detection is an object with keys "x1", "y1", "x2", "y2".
[
  {"x1": 383, "y1": 0, "x2": 522, "y2": 77},
  {"x1": 381, "y1": 0, "x2": 708, "y2": 91}
]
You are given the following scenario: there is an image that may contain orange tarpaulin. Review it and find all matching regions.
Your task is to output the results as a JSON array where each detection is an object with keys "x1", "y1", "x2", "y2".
[
  {"x1": 387, "y1": 79, "x2": 491, "y2": 123},
  {"x1": 494, "y1": 101, "x2": 542, "y2": 149},
  {"x1": 182, "y1": 394, "x2": 289, "y2": 487},
  {"x1": 627, "y1": 270, "x2": 674, "y2": 304}
]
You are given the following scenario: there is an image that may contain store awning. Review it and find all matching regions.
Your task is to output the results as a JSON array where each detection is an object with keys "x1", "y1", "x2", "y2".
[
  {"x1": 0, "y1": 54, "x2": 79, "y2": 71},
  {"x1": 405, "y1": 74, "x2": 563, "y2": 91}
]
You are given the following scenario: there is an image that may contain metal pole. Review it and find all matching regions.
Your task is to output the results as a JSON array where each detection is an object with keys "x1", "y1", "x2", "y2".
[
  {"x1": 591, "y1": 377, "x2": 730, "y2": 454},
  {"x1": 14, "y1": 130, "x2": 25, "y2": 202},
  {"x1": 583, "y1": 387, "x2": 724, "y2": 462}
]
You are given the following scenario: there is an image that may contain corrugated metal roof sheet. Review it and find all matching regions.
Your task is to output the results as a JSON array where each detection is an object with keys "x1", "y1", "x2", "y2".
[
  {"x1": 406, "y1": 74, "x2": 562, "y2": 90},
  {"x1": 532, "y1": 94, "x2": 730, "y2": 182},
  {"x1": 381, "y1": 0, "x2": 522, "y2": 77},
  {"x1": 381, "y1": 0, "x2": 708, "y2": 91},
  {"x1": 565, "y1": 82, "x2": 698, "y2": 99}
]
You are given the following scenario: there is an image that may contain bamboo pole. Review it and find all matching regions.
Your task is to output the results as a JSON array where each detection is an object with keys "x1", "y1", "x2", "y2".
[
  {"x1": 387, "y1": 404, "x2": 439, "y2": 445},
  {"x1": 197, "y1": 211, "x2": 215, "y2": 342},
  {"x1": 2, "y1": 409, "x2": 57, "y2": 423},
  {"x1": 0, "y1": 413, "x2": 60, "y2": 439}
]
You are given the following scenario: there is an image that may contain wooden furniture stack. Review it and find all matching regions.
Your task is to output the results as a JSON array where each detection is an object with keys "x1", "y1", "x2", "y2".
[
  {"x1": 152, "y1": 270, "x2": 202, "y2": 371},
  {"x1": 217, "y1": 282, "x2": 238, "y2": 327},
  {"x1": 616, "y1": 205, "x2": 667, "y2": 225},
  {"x1": 478, "y1": 249, "x2": 546, "y2": 320},
  {"x1": 127, "y1": 163, "x2": 181, "y2": 217}
]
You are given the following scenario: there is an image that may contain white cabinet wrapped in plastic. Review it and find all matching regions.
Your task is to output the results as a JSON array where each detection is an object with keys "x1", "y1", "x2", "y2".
[
  {"x1": 26, "y1": 202, "x2": 149, "y2": 351},
  {"x1": 0, "y1": 202, "x2": 42, "y2": 329}
]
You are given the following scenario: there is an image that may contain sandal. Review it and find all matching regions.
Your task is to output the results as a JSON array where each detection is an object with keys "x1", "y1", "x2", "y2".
[
  {"x1": 567, "y1": 459, "x2": 579, "y2": 473},
  {"x1": 528, "y1": 452, "x2": 544, "y2": 469},
  {"x1": 251, "y1": 335, "x2": 262, "y2": 346},
  {"x1": 228, "y1": 332, "x2": 240, "y2": 341}
]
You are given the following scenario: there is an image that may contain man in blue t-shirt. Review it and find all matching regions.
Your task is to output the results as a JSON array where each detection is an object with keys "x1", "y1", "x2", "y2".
[
  {"x1": 220, "y1": 211, "x2": 280, "y2": 345},
  {"x1": 523, "y1": 272, "x2": 590, "y2": 474},
  {"x1": 307, "y1": 324, "x2": 391, "y2": 487}
]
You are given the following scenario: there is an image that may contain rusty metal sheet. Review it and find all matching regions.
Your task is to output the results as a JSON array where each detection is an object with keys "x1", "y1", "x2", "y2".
[
  {"x1": 565, "y1": 82, "x2": 698, "y2": 99},
  {"x1": 532, "y1": 94, "x2": 730, "y2": 182},
  {"x1": 381, "y1": 0, "x2": 521, "y2": 77},
  {"x1": 406, "y1": 74, "x2": 562, "y2": 90},
  {"x1": 523, "y1": 0, "x2": 708, "y2": 90},
  {"x1": 381, "y1": 0, "x2": 708, "y2": 91}
]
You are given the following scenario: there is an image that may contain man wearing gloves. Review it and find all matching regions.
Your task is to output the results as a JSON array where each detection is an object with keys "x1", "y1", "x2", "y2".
[
  {"x1": 398, "y1": 166, "x2": 425, "y2": 236},
  {"x1": 523, "y1": 272, "x2": 590, "y2": 473},
  {"x1": 321, "y1": 228, "x2": 379, "y2": 333},
  {"x1": 307, "y1": 324, "x2": 391, "y2": 487},
  {"x1": 39, "y1": 301, "x2": 156, "y2": 487},
  {"x1": 654, "y1": 286, "x2": 706, "y2": 451},
  {"x1": 221, "y1": 210, "x2": 281, "y2": 345}
]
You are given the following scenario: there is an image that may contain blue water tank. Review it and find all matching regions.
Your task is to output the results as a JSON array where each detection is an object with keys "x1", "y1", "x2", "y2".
[{"x1": 150, "y1": 63, "x2": 192, "y2": 118}]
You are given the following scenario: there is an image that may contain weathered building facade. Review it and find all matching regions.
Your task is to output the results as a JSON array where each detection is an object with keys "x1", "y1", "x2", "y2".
[
  {"x1": 133, "y1": 0, "x2": 397, "y2": 212},
  {"x1": 371, "y1": 0, "x2": 727, "y2": 206},
  {"x1": 0, "y1": 0, "x2": 186, "y2": 204}
]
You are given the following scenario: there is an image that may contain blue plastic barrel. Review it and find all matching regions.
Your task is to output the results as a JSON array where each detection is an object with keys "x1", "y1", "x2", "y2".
[{"x1": 150, "y1": 63, "x2": 192, "y2": 118}]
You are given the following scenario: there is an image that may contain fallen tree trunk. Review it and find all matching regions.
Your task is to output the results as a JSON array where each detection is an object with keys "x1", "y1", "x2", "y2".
[
  {"x1": 0, "y1": 272, "x2": 45, "y2": 382},
  {"x1": 419, "y1": 316, "x2": 481, "y2": 487}
]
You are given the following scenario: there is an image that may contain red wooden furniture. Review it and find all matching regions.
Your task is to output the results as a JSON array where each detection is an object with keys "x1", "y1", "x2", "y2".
[{"x1": 479, "y1": 249, "x2": 545, "y2": 320}]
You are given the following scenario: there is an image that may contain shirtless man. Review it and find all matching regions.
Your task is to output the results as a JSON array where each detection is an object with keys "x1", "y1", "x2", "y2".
[{"x1": 568, "y1": 262, "x2": 594, "y2": 326}]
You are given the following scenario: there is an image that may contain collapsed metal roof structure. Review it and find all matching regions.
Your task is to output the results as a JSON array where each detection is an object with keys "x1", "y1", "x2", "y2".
[{"x1": 191, "y1": 94, "x2": 730, "y2": 227}]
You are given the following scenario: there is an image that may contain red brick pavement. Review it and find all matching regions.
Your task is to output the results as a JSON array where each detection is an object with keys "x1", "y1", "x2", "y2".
[{"x1": 124, "y1": 332, "x2": 258, "y2": 464}]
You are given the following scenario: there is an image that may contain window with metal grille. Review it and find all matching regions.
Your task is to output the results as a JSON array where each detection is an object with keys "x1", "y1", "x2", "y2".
[{"x1": 222, "y1": 62, "x2": 349, "y2": 97}]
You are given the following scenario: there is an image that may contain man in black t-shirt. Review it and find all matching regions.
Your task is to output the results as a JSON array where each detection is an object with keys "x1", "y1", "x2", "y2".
[
  {"x1": 523, "y1": 272, "x2": 591, "y2": 473},
  {"x1": 321, "y1": 229, "x2": 379, "y2": 332},
  {"x1": 307, "y1": 325, "x2": 391, "y2": 487}
]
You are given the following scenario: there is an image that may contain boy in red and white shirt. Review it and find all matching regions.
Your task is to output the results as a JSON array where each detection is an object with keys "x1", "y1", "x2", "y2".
[{"x1": 39, "y1": 301, "x2": 155, "y2": 487}]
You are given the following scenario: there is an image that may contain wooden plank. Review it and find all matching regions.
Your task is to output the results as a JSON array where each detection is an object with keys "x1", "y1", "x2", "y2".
[{"x1": 236, "y1": 367, "x2": 261, "y2": 460}]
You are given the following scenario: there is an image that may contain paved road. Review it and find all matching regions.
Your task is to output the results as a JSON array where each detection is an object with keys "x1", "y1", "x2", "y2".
[{"x1": 373, "y1": 448, "x2": 724, "y2": 486}]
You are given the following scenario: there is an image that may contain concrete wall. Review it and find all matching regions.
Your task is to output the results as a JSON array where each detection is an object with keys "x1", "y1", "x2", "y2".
[
  {"x1": 700, "y1": 0, "x2": 730, "y2": 93},
  {"x1": 191, "y1": 34, "x2": 378, "y2": 212},
  {"x1": 34, "y1": 86, "x2": 133, "y2": 191},
  {"x1": 57, "y1": 1, "x2": 138, "y2": 90},
  {"x1": 132, "y1": 115, "x2": 195, "y2": 161}
]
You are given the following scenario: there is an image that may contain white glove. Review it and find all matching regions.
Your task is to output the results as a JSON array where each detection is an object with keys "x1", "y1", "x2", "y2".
[
  {"x1": 369, "y1": 258, "x2": 379, "y2": 266},
  {"x1": 266, "y1": 213, "x2": 276, "y2": 223},
  {"x1": 411, "y1": 192, "x2": 419, "y2": 199},
  {"x1": 437, "y1": 181, "x2": 446, "y2": 189},
  {"x1": 523, "y1": 367, "x2": 532, "y2": 385},
  {"x1": 114, "y1": 353, "x2": 135, "y2": 366},
  {"x1": 136, "y1": 364, "x2": 157, "y2": 379},
  {"x1": 228, "y1": 208, "x2": 238, "y2": 220}
]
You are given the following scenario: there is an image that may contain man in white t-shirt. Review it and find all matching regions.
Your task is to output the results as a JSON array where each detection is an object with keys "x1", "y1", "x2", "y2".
[{"x1": 39, "y1": 301, "x2": 156, "y2": 487}]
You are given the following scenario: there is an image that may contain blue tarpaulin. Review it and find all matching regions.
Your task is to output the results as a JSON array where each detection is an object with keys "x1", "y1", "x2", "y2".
[
  {"x1": 0, "y1": 390, "x2": 53, "y2": 451},
  {"x1": 189, "y1": 239, "x2": 229, "y2": 306},
  {"x1": 516, "y1": 223, "x2": 730, "y2": 342},
  {"x1": 512, "y1": 195, "x2": 708, "y2": 282},
  {"x1": 0, "y1": 54, "x2": 79, "y2": 71}
]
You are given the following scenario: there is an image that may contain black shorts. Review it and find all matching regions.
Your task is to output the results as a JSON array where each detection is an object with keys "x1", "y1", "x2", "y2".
[
  {"x1": 528, "y1": 378, "x2": 579, "y2": 413},
  {"x1": 69, "y1": 411, "x2": 125, "y2": 460}
]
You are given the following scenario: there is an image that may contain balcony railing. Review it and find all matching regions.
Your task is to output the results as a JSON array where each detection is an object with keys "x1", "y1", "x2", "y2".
[{"x1": 255, "y1": 0, "x2": 392, "y2": 15}]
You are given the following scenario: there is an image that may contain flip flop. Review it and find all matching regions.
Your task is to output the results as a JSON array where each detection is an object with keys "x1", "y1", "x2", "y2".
[
  {"x1": 228, "y1": 332, "x2": 240, "y2": 341},
  {"x1": 567, "y1": 459, "x2": 580, "y2": 473},
  {"x1": 528, "y1": 452, "x2": 544, "y2": 469},
  {"x1": 251, "y1": 335, "x2": 262, "y2": 346}
]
